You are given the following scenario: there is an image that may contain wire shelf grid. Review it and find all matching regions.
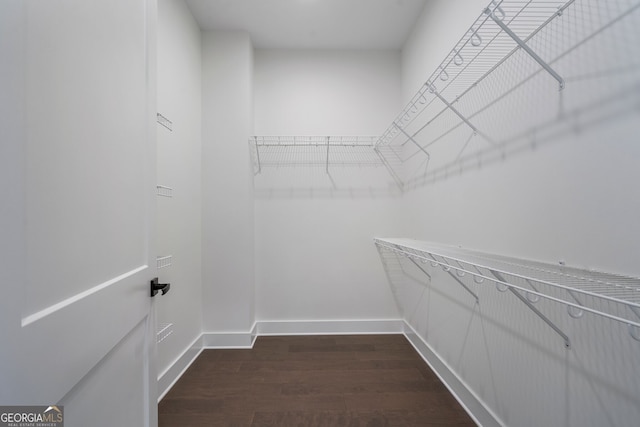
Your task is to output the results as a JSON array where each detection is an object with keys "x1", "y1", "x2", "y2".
[
  {"x1": 248, "y1": 0, "x2": 640, "y2": 190},
  {"x1": 250, "y1": 136, "x2": 385, "y2": 173},
  {"x1": 376, "y1": 0, "x2": 640, "y2": 187},
  {"x1": 375, "y1": 238, "x2": 640, "y2": 342}
]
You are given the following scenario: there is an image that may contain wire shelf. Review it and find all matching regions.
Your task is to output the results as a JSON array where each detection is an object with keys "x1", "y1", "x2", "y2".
[
  {"x1": 375, "y1": 238, "x2": 640, "y2": 344},
  {"x1": 253, "y1": 136, "x2": 377, "y2": 146},
  {"x1": 375, "y1": 0, "x2": 640, "y2": 187},
  {"x1": 249, "y1": 0, "x2": 640, "y2": 189},
  {"x1": 249, "y1": 136, "x2": 384, "y2": 173}
]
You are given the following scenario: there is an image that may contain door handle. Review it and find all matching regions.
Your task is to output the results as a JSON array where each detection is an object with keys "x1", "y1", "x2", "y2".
[{"x1": 150, "y1": 277, "x2": 170, "y2": 297}]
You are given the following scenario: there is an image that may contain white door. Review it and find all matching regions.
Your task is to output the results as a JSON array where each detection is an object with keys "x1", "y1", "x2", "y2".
[{"x1": 0, "y1": 1, "x2": 158, "y2": 426}]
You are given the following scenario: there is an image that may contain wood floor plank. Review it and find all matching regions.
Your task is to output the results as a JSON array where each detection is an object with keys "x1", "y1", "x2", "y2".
[
  {"x1": 280, "y1": 380, "x2": 440, "y2": 396},
  {"x1": 159, "y1": 335, "x2": 476, "y2": 426}
]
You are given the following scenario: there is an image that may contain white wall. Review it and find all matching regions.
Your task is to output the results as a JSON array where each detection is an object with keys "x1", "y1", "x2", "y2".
[
  {"x1": 156, "y1": 0, "x2": 202, "y2": 378},
  {"x1": 255, "y1": 50, "x2": 401, "y2": 135},
  {"x1": 0, "y1": 0, "x2": 26, "y2": 400},
  {"x1": 397, "y1": 1, "x2": 640, "y2": 426},
  {"x1": 253, "y1": 50, "x2": 402, "y2": 324},
  {"x1": 201, "y1": 31, "x2": 255, "y2": 336},
  {"x1": 401, "y1": 0, "x2": 487, "y2": 102}
]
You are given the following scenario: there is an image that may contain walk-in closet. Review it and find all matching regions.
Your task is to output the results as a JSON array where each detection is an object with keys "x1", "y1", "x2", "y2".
[{"x1": 2, "y1": 0, "x2": 639, "y2": 426}]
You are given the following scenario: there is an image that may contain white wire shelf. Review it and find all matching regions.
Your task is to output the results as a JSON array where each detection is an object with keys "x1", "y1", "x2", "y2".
[
  {"x1": 250, "y1": 136, "x2": 385, "y2": 173},
  {"x1": 249, "y1": 0, "x2": 640, "y2": 188},
  {"x1": 375, "y1": 238, "x2": 640, "y2": 345},
  {"x1": 376, "y1": 0, "x2": 640, "y2": 187}
]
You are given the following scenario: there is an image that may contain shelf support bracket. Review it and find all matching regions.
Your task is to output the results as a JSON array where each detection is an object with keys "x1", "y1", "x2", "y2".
[
  {"x1": 424, "y1": 254, "x2": 479, "y2": 302},
  {"x1": 325, "y1": 136, "x2": 330, "y2": 174},
  {"x1": 253, "y1": 136, "x2": 262, "y2": 175},
  {"x1": 408, "y1": 257, "x2": 431, "y2": 280},
  {"x1": 491, "y1": 270, "x2": 571, "y2": 349},
  {"x1": 394, "y1": 122, "x2": 431, "y2": 162},
  {"x1": 485, "y1": 8, "x2": 565, "y2": 90},
  {"x1": 429, "y1": 89, "x2": 478, "y2": 134},
  {"x1": 374, "y1": 147, "x2": 405, "y2": 192},
  {"x1": 628, "y1": 306, "x2": 640, "y2": 342}
]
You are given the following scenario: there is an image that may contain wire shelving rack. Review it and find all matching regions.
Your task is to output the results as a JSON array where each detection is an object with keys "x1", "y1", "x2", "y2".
[
  {"x1": 249, "y1": 136, "x2": 384, "y2": 174},
  {"x1": 375, "y1": 238, "x2": 640, "y2": 347},
  {"x1": 249, "y1": 0, "x2": 640, "y2": 189},
  {"x1": 375, "y1": 0, "x2": 640, "y2": 188}
]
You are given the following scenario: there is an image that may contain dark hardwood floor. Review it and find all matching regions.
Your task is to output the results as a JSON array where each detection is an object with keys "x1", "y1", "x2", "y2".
[{"x1": 159, "y1": 334, "x2": 476, "y2": 426}]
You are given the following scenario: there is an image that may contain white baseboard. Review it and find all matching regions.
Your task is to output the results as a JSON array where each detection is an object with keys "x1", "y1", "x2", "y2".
[
  {"x1": 199, "y1": 320, "x2": 402, "y2": 347},
  {"x1": 201, "y1": 322, "x2": 257, "y2": 348},
  {"x1": 256, "y1": 319, "x2": 404, "y2": 336},
  {"x1": 157, "y1": 334, "x2": 203, "y2": 402},
  {"x1": 403, "y1": 322, "x2": 503, "y2": 427}
]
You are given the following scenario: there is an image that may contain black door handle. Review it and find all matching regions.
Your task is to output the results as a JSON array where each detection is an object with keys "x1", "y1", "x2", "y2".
[{"x1": 150, "y1": 277, "x2": 170, "y2": 297}]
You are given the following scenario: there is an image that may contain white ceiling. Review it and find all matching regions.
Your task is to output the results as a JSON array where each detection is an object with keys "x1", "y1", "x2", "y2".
[{"x1": 184, "y1": 0, "x2": 428, "y2": 49}]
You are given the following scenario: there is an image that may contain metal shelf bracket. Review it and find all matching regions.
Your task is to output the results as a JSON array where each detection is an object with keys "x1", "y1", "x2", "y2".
[
  {"x1": 629, "y1": 306, "x2": 640, "y2": 342},
  {"x1": 325, "y1": 136, "x2": 330, "y2": 174},
  {"x1": 427, "y1": 85, "x2": 479, "y2": 133},
  {"x1": 485, "y1": 5, "x2": 566, "y2": 90},
  {"x1": 490, "y1": 270, "x2": 571, "y2": 348},
  {"x1": 424, "y1": 254, "x2": 480, "y2": 302},
  {"x1": 393, "y1": 122, "x2": 431, "y2": 160},
  {"x1": 253, "y1": 136, "x2": 262, "y2": 175}
]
